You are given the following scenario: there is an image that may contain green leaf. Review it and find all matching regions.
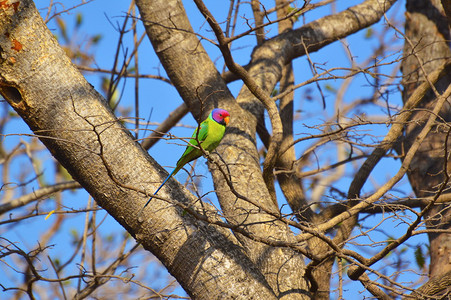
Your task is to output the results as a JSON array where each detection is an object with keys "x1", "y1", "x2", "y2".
[
  {"x1": 287, "y1": 6, "x2": 302, "y2": 23},
  {"x1": 56, "y1": 17, "x2": 67, "y2": 41},
  {"x1": 325, "y1": 84, "x2": 337, "y2": 93},
  {"x1": 365, "y1": 28, "x2": 373, "y2": 39},
  {"x1": 53, "y1": 258, "x2": 60, "y2": 267},
  {"x1": 76, "y1": 12, "x2": 83, "y2": 28},
  {"x1": 91, "y1": 34, "x2": 102, "y2": 44},
  {"x1": 58, "y1": 163, "x2": 73, "y2": 181},
  {"x1": 70, "y1": 229, "x2": 78, "y2": 245},
  {"x1": 415, "y1": 246, "x2": 425, "y2": 269}
]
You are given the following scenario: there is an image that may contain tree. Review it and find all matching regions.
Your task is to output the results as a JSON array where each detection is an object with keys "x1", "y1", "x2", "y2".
[{"x1": 1, "y1": 0, "x2": 450, "y2": 298}]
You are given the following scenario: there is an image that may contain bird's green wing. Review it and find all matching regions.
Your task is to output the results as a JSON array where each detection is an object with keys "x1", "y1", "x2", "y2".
[
  {"x1": 173, "y1": 119, "x2": 209, "y2": 174},
  {"x1": 192, "y1": 119, "x2": 210, "y2": 143}
]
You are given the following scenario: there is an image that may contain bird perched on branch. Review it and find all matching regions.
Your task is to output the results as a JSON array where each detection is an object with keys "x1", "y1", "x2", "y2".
[{"x1": 142, "y1": 108, "x2": 230, "y2": 210}]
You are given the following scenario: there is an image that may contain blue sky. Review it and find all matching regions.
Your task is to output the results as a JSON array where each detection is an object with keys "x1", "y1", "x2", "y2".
[{"x1": 1, "y1": 0, "x2": 429, "y2": 298}]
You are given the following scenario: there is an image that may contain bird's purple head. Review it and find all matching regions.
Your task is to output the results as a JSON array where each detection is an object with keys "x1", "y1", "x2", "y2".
[{"x1": 210, "y1": 108, "x2": 230, "y2": 126}]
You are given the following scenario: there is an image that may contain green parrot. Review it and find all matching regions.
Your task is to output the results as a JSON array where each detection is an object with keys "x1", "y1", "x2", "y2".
[{"x1": 142, "y1": 108, "x2": 230, "y2": 210}]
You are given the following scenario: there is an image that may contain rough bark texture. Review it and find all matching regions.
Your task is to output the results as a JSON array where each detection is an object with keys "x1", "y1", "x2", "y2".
[
  {"x1": 411, "y1": 270, "x2": 451, "y2": 298},
  {"x1": 400, "y1": 0, "x2": 451, "y2": 280},
  {"x1": 0, "y1": 1, "x2": 282, "y2": 299}
]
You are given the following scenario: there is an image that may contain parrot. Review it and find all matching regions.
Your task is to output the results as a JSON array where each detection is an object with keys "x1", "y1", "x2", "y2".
[{"x1": 142, "y1": 108, "x2": 230, "y2": 210}]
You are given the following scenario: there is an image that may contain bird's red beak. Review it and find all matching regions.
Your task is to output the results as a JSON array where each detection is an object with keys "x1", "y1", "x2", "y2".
[{"x1": 224, "y1": 115, "x2": 230, "y2": 126}]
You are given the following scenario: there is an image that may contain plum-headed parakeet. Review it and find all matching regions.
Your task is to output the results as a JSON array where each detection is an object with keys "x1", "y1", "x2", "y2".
[{"x1": 142, "y1": 108, "x2": 230, "y2": 209}]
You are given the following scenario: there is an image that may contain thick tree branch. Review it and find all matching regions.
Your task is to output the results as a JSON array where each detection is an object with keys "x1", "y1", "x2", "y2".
[{"x1": 0, "y1": 181, "x2": 81, "y2": 215}]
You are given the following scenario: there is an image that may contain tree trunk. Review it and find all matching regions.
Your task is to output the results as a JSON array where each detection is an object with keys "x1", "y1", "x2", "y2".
[
  {"x1": 0, "y1": 1, "x2": 283, "y2": 298},
  {"x1": 400, "y1": 0, "x2": 451, "y2": 281},
  {"x1": 135, "y1": 0, "x2": 310, "y2": 297}
]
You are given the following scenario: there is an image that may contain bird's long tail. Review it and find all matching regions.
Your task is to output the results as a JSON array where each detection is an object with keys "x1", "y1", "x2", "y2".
[{"x1": 142, "y1": 168, "x2": 177, "y2": 210}]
